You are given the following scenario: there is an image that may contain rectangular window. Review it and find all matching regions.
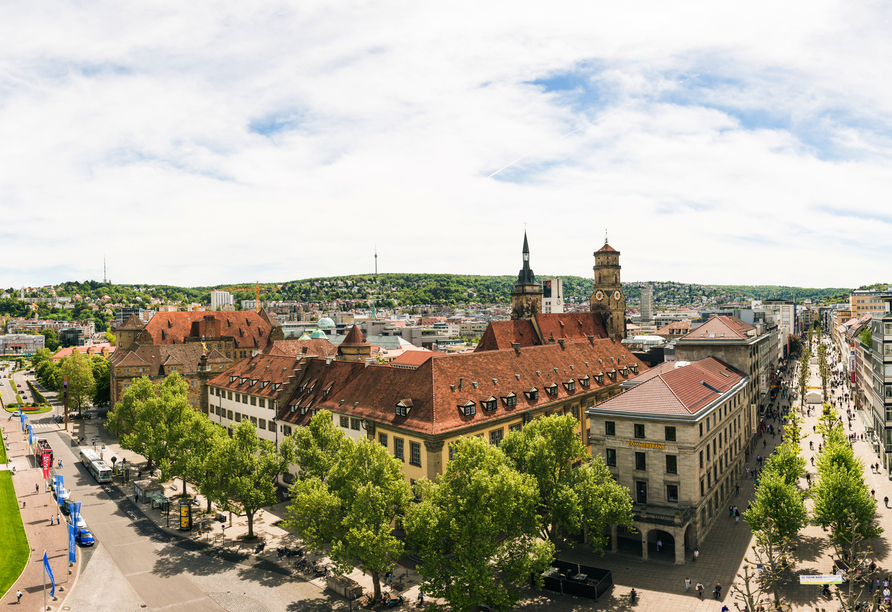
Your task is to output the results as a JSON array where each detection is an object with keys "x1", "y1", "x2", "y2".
[
  {"x1": 259, "y1": 398, "x2": 266, "y2": 408},
  {"x1": 665, "y1": 426, "x2": 676, "y2": 442},
  {"x1": 215, "y1": 406, "x2": 221, "y2": 416},
  {"x1": 700, "y1": 479, "x2": 705, "y2": 496},
  {"x1": 250, "y1": 396, "x2": 257, "y2": 406},
  {"x1": 283, "y1": 425, "x2": 292, "y2": 436},
  {"x1": 606, "y1": 448, "x2": 617, "y2": 466},
  {"x1": 667, "y1": 484, "x2": 679, "y2": 503},
  {"x1": 227, "y1": 410, "x2": 233, "y2": 420},
  {"x1": 394, "y1": 438, "x2": 404, "y2": 461},
  {"x1": 606, "y1": 421, "x2": 616, "y2": 436},
  {"x1": 699, "y1": 422, "x2": 703, "y2": 437},
  {"x1": 269, "y1": 421, "x2": 276, "y2": 432},
  {"x1": 234, "y1": 393, "x2": 240, "y2": 403},
  {"x1": 636, "y1": 481, "x2": 647, "y2": 504},
  {"x1": 707, "y1": 445, "x2": 711, "y2": 460},
  {"x1": 635, "y1": 452, "x2": 646, "y2": 470},
  {"x1": 340, "y1": 415, "x2": 349, "y2": 428},
  {"x1": 235, "y1": 413, "x2": 242, "y2": 422},
  {"x1": 351, "y1": 418, "x2": 361, "y2": 431},
  {"x1": 410, "y1": 442, "x2": 421, "y2": 466},
  {"x1": 699, "y1": 450, "x2": 704, "y2": 468},
  {"x1": 228, "y1": 391, "x2": 233, "y2": 400},
  {"x1": 448, "y1": 443, "x2": 456, "y2": 461},
  {"x1": 379, "y1": 433, "x2": 388, "y2": 448},
  {"x1": 250, "y1": 416, "x2": 257, "y2": 426},
  {"x1": 634, "y1": 424, "x2": 645, "y2": 439},
  {"x1": 666, "y1": 455, "x2": 677, "y2": 474},
  {"x1": 489, "y1": 429, "x2": 503, "y2": 446},
  {"x1": 509, "y1": 423, "x2": 522, "y2": 433}
]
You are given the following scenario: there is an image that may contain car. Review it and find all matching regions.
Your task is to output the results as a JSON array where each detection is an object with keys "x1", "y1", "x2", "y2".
[
  {"x1": 8, "y1": 410, "x2": 22, "y2": 418},
  {"x1": 68, "y1": 514, "x2": 87, "y2": 530},
  {"x1": 60, "y1": 499, "x2": 73, "y2": 515},
  {"x1": 75, "y1": 528, "x2": 95, "y2": 546},
  {"x1": 16, "y1": 384, "x2": 21, "y2": 387}
]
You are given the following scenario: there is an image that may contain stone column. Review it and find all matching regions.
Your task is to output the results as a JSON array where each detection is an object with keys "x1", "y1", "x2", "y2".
[
  {"x1": 424, "y1": 439, "x2": 444, "y2": 480},
  {"x1": 639, "y1": 525, "x2": 649, "y2": 560},
  {"x1": 674, "y1": 527, "x2": 686, "y2": 565}
]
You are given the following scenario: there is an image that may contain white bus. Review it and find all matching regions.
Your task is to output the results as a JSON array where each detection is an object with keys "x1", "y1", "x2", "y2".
[{"x1": 79, "y1": 448, "x2": 113, "y2": 483}]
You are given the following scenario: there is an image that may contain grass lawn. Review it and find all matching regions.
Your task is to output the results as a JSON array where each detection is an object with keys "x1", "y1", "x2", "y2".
[
  {"x1": 0, "y1": 436, "x2": 6, "y2": 463},
  {"x1": 0, "y1": 472, "x2": 29, "y2": 596}
]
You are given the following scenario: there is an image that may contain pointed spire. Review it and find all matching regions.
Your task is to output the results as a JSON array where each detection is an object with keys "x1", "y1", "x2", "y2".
[
  {"x1": 604, "y1": 229, "x2": 608, "y2": 245},
  {"x1": 522, "y1": 231, "x2": 530, "y2": 255}
]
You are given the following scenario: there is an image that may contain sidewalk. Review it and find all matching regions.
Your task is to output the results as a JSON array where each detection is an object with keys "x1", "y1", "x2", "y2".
[{"x1": 0, "y1": 421, "x2": 76, "y2": 611}]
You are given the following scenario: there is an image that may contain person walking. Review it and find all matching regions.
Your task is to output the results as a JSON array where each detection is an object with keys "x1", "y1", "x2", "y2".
[
  {"x1": 713, "y1": 583, "x2": 722, "y2": 599},
  {"x1": 49, "y1": 515, "x2": 54, "y2": 526},
  {"x1": 696, "y1": 582, "x2": 704, "y2": 598},
  {"x1": 16, "y1": 590, "x2": 22, "y2": 604},
  {"x1": 693, "y1": 549, "x2": 699, "y2": 562},
  {"x1": 656, "y1": 539, "x2": 662, "y2": 552},
  {"x1": 684, "y1": 577, "x2": 691, "y2": 591}
]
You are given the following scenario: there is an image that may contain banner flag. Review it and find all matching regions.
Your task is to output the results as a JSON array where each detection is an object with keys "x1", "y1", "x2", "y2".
[
  {"x1": 68, "y1": 523, "x2": 77, "y2": 564},
  {"x1": 41, "y1": 454, "x2": 51, "y2": 480},
  {"x1": 70, "y1": 501, "x2": 81, "y2": 530},
  {"x1": 43, "y1": 551, "x2": 55, "y2": 597},
  {"x1": 27, "y1": 424, "x2": 32, "y2": 446}
]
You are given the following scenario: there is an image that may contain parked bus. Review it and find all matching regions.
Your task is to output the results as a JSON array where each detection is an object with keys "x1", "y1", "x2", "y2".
[
  {"x1": 79, "y1": 448, "x2": 113, "y2": 483},
  {"x1": 32, "y1": 438, "x2": 53, "y2": 466}
]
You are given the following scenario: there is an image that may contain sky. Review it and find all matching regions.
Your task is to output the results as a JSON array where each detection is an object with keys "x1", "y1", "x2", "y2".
[{"x1": 2, "y1": 1, "x2": 891, "y2": 290}]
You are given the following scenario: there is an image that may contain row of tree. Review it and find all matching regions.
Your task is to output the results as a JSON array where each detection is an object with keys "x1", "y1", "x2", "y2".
[
  {"x1": 286, "y1": 412, "x2": 634, "y2": 609},
  {"x1": 107, "y1": 375, "x2": 634, "y2": 612}
]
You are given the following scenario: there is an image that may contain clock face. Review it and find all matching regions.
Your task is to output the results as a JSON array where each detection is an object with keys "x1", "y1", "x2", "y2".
[
  {"x1": 614, "y1": 290, "x2": 622, "y2": 301},
  {"x1": 595, "y1": 290, "x2": 604, "y2": 301}
]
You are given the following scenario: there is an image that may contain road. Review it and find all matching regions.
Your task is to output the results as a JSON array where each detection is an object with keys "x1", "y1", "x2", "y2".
[{"x1": 6, "y1": 363, "x2": 345, "y2": 612}]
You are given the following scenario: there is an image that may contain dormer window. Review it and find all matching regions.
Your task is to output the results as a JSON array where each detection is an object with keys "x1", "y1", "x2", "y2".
[
  {"x1": 579, "y1": 375, "x2": 590, "y2": 388},
  {"x1": 396, "y1": 399, "x2": 413, "y2": 417},
  {"x1": 563, "y1": 380, "x2": 575, "y2": 393},
  {"x1": 239, "y1": 377, "x2": 247, "y2": 385},
  {"x1": 482, "y1": 396, "x2": 497, "y2": 412},
  {"x1": 607, "y1": 370, "x2": 617, "y2": 381},
  {"x1": 261, "y1": 381, "x2": 269, "y2": 388},
  {"x1": 524, "y1": 388, "x2": 538, "y2": 401},
  {"x1": 459, "y1": 400, "x2": 476, "y2": 417},
  {"x1": 502, "y1": 392, "x2": 517, "y2": 408},
  {"x1": 546, "y1": 383, "x2": 558, "y2": 397},
  {"x1": 229, "y1": 376, "x2": 236, "y2": 383},
  {"x1": 631, "y1": 364, "x2": 639, "y2": 374},
  {"x1": 595, "y1": 372, "x2": 604, "y2": 384},
  {"x1": 249, "y1": 379, "x2": 257, "y2": 386}
]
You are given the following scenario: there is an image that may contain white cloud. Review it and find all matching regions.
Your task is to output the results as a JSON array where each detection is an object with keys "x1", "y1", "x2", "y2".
[{"x1": 0, "y1": 1, "x2": 890, "y2": 290}]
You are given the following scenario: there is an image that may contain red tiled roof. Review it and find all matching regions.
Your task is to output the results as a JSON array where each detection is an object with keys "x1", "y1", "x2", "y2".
[
  {"x1": 340, "y1": 325, "x2": 368, "y2": 347},
  {"x1": 114, "y1": 315, "x2": 144, "y2": 331},
  {"x1": 142, "y1": 311, "x2": 274, "y2": 348},
  {"x1": 475, "y1": 320, "x2": 539, "y2": 351},
  {"x1": 390, "y1": 350, "x2": 435, "y2": 369},
  {"x1": 679, "y1": 315, "x2": 754, "y2": 341},
  {"x1": 593, "y1": 357, "x2": 745, "y2": 416},
  {"x1": 597, "y1": 243, "x2": 618, "y2": 253},
  {"x1": 281, "y1": 337, "x2": 647, "y2": 436},
  {"x1": 208, "y1": 354, "x2": 301, "y2": 398},
  {"x1": 535, "y1": 312, "x2": 608, "y2": 342},
  {"x1": 109, "y1": 344, "x2": 210, "y2": 376},
  {"x1": 263, "y1": 338, "x2": 338, "y2": 358}
]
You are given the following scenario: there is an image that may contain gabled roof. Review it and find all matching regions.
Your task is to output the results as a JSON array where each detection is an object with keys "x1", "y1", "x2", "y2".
[
  {"x1": 678, "y1": 315, "x2": 755, "y2": 341},
  {"x1": 475, "y1": 320, "x2": 539, "y2": 352},
  {"x1": 592, "y1": 357, "x2": 745, "y2": 417},
  {"x1": 263, "y1": 338, "x2": 338, "y2": 359},
  {"x1": 536, "y1": 312, "x2": 608, "y2": 343},
  {"x1": 208, "y1": 354, "x2": 300, "y2": 398},
  {"x1": 141, "y1": 311, "x2": 274, "y2": 348},
  {"x1": 390, "y1": 350, "x2": 435, "y2": 370},
  {"x1": 114, "y1": 314, "x2": 145, "y2": 331},
  {"x1": 110, "y1": 344, "x2": 210, "y2": 376},
  {"x1": 597, "y1": 243, "x2": 618, "y2": 253}
]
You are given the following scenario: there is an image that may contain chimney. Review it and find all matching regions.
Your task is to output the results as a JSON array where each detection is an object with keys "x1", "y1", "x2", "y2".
[
  {"x1": 587, "y1": 335, "x2": 595, "y2": 345},
  {"x1": 512, "y1": 342, "x2": 521, "y2": 356},
  {"x1": 557, "y1": 339, "x2": 565, "y2": 349},
  {"x1": 459, "y1": 378, "x2": 463, "y2": 389}
]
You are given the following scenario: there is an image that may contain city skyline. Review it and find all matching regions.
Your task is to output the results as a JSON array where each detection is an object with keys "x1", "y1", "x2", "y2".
[{"x1": 2, "y1": 2, "x2": 890, "y2": 289}]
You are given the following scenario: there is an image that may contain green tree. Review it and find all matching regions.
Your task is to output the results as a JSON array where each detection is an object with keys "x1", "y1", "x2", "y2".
[
  {"x1": 184, "y1": 416, "x2": 228, "y2": 512},
  {"x1": 284, "y1": 436, "x2": 411, "y2": 601},
  {"x1": 797, "y1": 347, "x2": 810, "y2": 408},
  {"x1": 31, "y1": 348, "x2": 52, "y2": 368},
  {"x1": 744, "y1": 470, "x2": 806, "y2": 542},
  {"x1": 201, "y1": 420, "x2": 286, "y2": 538},
  {"x1": 90, "y1": 358, "x2": 110, "y2": 407},
  {"x1": 40, "y1": 328, "x2": 60, "y2": 352},
  {"x1": 500, "y1": 414, "x2": 633, "y2": 548},
  {"x1": 60, "y1": 349, "x2": 95, "y2": 412},
  {"x1": 406, "y1": 436, "x2": 554, "y2": 612},
  {"x1": 289, "y1": 409, "x2": 345, "y2": 482},
  {"x1": 763, "y1": 439, "x2": 805, "y2": 486}
]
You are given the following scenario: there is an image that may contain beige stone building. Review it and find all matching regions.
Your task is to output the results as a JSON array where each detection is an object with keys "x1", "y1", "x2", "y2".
[{"x1": 588, "y1": 357, "x2": 749, "y2": 564}]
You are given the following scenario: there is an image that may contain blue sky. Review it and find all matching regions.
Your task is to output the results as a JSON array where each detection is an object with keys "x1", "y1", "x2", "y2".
[{"x1": 1, "y1": 1, "x2": 891, "y2": 290}]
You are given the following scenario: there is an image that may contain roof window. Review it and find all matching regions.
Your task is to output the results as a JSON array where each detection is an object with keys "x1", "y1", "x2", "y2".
[
  {"x1": 525, "y1": 388, "x2": 538, "y2": 401},
  {"x1": 546, "y1": 383, "x2": 558, "y2": 397},
  {"x1": 458, "y1": 400, "x2": 476, "y2": 417},
  {"x1": 563, "y1": 380, "x2": 575, "y2": 393},
  {"x1": 502, "y1": 392, "x2": 517, "y2": 408},
  {"x1": 396, "y1": 399, "x2": 413, "y2": 417},
  {"x1": 482, "y1": 396, "x2": 497, "y2": 411}
]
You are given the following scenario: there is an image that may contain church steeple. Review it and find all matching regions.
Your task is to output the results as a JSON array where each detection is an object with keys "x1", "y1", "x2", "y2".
[
  {"x1": 590, "y1": 236, "x2": 626, "y2": 340},
  {"x1": 511, "y1": 231, "x2": 542, "y2": 321}
]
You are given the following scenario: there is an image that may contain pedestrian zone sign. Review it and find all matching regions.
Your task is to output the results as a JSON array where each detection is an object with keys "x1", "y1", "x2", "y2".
[{"x1": 799, "y1": 574, "x2": 844, "y2": 585}]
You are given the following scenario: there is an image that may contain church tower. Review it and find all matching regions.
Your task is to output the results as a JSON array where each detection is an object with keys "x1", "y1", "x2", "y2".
[
  {"x1": 590, "y1": 234, "x2": 626, "y2": 340},
  {"x1": 510, "y1": 232, "x2": 542, "y2": 321}
]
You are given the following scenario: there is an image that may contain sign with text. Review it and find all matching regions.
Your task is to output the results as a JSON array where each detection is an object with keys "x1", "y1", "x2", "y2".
[
  {"x1": 799, "y1": 574, "x2": 844, "y2": 585},
  {"x1": 627, "y1": 441, "x2": 665, "y2": 450},
  {"x1": 41, "y1": 454, "x2": 51, "y2": 480}
]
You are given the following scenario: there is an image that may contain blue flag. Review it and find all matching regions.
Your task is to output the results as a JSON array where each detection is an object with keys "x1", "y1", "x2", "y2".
[
  {"x1": 67, "y1": 523, "x2": 76, "y2": 564},
  {"x1": 19, "y1": 411, "x2": 25, "y2": 431},
  {"x1": 43, "y1": 551, "x2": 55, "y2": 597},
  {"x1": 27, "y1": 424, "x2": 32, "y2": 446},
  {"x1": 70, "y1": 501, "x2": 81, "y2": 529}
]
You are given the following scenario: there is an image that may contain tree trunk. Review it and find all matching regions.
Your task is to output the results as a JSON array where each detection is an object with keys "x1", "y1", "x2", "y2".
[
  {"x1": 372, "y1": 570, "x2": 381, "y2": 601},
  {"x1": 183, "y1": 475, "x2": 188, "y2": 498},
  {"x1": 246, "y1": 511, "x2": 254, "y2": 538}
]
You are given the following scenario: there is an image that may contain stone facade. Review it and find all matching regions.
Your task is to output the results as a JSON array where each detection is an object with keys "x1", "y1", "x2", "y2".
[{"x1": 590, "y1": 242, "x2": 626, "y2": 340}]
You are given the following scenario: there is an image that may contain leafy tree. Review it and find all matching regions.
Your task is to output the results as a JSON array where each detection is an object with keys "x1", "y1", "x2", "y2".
[
  {"x1": 41, "y1": 328, "x2": 60, "y2": 352},
  {"x1": 763, "y1": 439, "x2": 805, "y2": 486},
  {"x1": 60, "y1": 349, "x2": 95, "y2": 412},
  {"x1": 289, "y1": 409, "x2": 345, "y2": 482},
  {"x1": 184, "y1": 416, "x2": 228, "y2": 512},
  {"x1": 31, "y1": 348, "x2": 52, "y2": 368},
  {"x1": 734, "y1": 518, "x2": 792, "y2": 610},
  {"x1": 829, "y1": 513, "x2": 884, "y2": 612},
  {"x1": 797, "y1": 347, "x2": 810, "y2": 408},
  {"x1": 744, "y1": 470, "x2": 806, "y2": 542},
  {"x1": 406, "y1": 436, "x2": 554, "y2": 612},
  {"x1": 500, "y1": 413, "x2": 633, "y2": 548},
  {"x1": 90, "y1": 358, "x2": 110, "y2": 407},
  {"x1": 284, "y1": 436, "x2": 411, "y2": 601},
  {"x1": 202, "y1": 420, "x2": 287, "y2": 538},
  {"x1": 860, "y1": 328, "x2": 872, "y2": 347}
]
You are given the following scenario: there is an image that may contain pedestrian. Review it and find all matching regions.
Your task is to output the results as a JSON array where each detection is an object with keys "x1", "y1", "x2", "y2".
[
  {"x1": 714, "y1": 583, "x2": 722, "y2": 599},
  {"x1": 657, "y1": 539, "x2": 662, "y2": 552},
  {"x1": 418, "y1": 591, "x2": 424, "y2": 605},
  {"x1": 735, "y1": 483, "x2": 739, "y2": 495},
  {"x1": 35, "y1": 483, "x2": 38, "y2": 494},
  {"x1": 684, "y1": 577, "x2": 691, "y2": 591},
  {"x1": 885, "y1": 496, "x2": 889, "y2": 508},
  {"x1": 49, "y1": 515, "x2": 54, "y2": 526},
  {"x1": 16, "y1": 590, "x2": 22, "y2": 604},
  {"x1": 729, "y1": 505, "x2": 734, "y2": 518},
  {"x1": 696, "y1": 582, "x2": 704, "y2": 598},
  {"x1": 872, "y1": 489, "x2": 876, "y2": 499}
]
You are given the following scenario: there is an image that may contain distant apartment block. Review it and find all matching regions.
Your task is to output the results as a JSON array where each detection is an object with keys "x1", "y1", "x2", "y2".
[
  {"x1": 640, "y1": 284, "x2": 653, "y2": 322},
  {"x1": 542, "y1": 278, "x2": 564, "y2": 314},
  {"x1": 210, "y1": 291, "x2": 234, "y2": 311},
  {"x1": 0, "y1": 334, "x2": 45, "y2": 355}
]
